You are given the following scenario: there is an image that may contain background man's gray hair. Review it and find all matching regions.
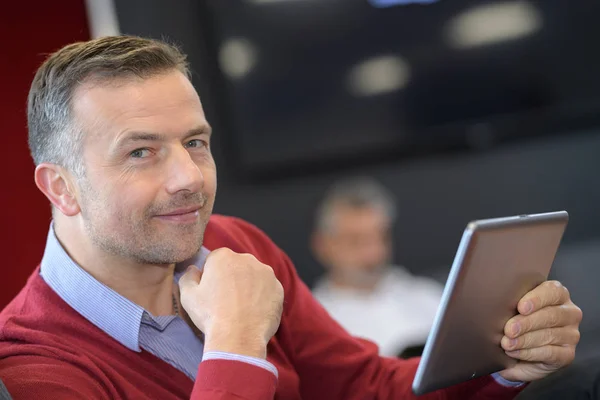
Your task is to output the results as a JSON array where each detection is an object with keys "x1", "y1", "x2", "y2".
[
  {"x1": 27, "y1": 35, "x2": 190, "y2": 178},
  {"x1": 315, "y1": 176, "x2": 397, "y2": 233}
]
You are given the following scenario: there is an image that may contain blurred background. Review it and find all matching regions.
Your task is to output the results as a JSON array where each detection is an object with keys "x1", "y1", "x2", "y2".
[{"x1": 2, "y1": 0, "x2": 600, "y2": 395}]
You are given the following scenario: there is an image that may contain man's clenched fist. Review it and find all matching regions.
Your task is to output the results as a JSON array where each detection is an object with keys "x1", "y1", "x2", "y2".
[{"x1": 179, "y1": 248, "x2": 284, "y2": 359}]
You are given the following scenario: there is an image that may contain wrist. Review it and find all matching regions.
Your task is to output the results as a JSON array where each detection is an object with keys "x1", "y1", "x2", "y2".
[{"x1": 204, "y1": 328, "x2": 268, "y2": 359}]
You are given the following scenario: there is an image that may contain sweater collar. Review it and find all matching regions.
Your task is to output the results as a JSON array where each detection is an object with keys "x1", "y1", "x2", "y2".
[{"x1": 40, "y1": 223, "x2": 209, "y2": 352}]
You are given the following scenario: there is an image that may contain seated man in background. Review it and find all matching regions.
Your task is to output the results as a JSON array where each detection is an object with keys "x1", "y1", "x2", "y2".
[
  {"x1": 311, "y1": 177, "x2": 444, "y2": 357},
  {"x1": 0, "y1": 35, "x2": 582, "y2": 399}
]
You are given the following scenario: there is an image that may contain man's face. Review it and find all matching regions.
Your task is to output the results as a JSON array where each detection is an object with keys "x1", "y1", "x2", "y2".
[
  {"x1": 318, "y1": 204, "x2": 393, "y2": 280},
  {"x1": 71, "y1": 70, "x2": 216, "y2": 264}
]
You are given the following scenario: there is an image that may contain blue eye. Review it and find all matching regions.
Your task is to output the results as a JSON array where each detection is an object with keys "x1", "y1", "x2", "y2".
[
  {"x1": 130, "y1": 148, "x2": 151, "y2": 158},
  {"x1": 185, "y1": 139, "x2": 206, "y2": 149}
]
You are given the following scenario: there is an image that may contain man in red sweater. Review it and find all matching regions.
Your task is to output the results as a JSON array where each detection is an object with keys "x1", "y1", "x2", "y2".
[{"x1": 0, "y1": 36, "x2": 582, "y2": 399}]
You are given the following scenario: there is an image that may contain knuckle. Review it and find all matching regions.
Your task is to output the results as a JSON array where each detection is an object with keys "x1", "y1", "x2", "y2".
[
  {"x1": 547, "y1": 280, "x2": 562, "y2": 289},
  {"x1": 179, "y1": 284, "x2": 191, "y2": 297},
  {"x1": 543, "y1": 329, "x2": 555, "y2": 346},
  {"x1": 259, "y1": 262, "x2": 276, "y2": 278},
  {"x1": 179, "y1": 295, "x2": 192, "y2": 310},
  {"x1": 543, "y1": 281, "x2": 563, "y2": 304},
  {"x1": 238, "y1": 252, "x2": 257, "y2": 266},
  {"x1": 547, "y1": 348, "x2": 561, "y2": 365},
  {"x1": 530, "y1": 293, "x2": 542, "y2": 303},
  {"x1": 265, "y1": 262, "x2": 276, "y2": 273},
  {"x1": 547, "y1": 309, "x2": 560, "y2": 327},
  {"x1": 241, "y1": 252, "x2": 258, "y2": 261},
  {"x1": 551, "y1": 285, "x2": 564, "y2": 302},
  {"x1": 573, "y1": 329, "x2": 581, "y2": 345},
  {"x1": 573, "y1": 305, "x2": 584, "y2": 324},
  {"x1": 209, "y1": 247, "x2": 232, "y2": 262},
  {"x1": 214, "y1": 247, "x2": 232, "y2": 256},
  {"x1": 178, "y1": 289, "x2": 187, "y2": 302},
  {"x1": 538, "y1": 347, "x2": 551, "y2": 362},
  {"x1": 276, "y1": 280, "x2": 284, "y2": 295}
]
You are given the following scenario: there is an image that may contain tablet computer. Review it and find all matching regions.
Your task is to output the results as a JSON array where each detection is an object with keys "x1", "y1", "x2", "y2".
[{"x1": 412, "y1": 211, "x2": 569, "y2": 395}]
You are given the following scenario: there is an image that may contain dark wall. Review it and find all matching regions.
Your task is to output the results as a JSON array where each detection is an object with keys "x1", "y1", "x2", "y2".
[
  {"x1": 214, "y1": 132, "x2": 600, "y2": 286},
  {"x1": 115, "y1": 0, "x2": 600, "y2": 287}
]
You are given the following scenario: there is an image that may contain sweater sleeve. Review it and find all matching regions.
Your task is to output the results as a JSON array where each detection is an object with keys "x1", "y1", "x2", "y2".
[
  {"x1": 1, "y1": 354, "x2": 278, "y2": 400},
  {"x1": 222, "y1": 217, "x2": 525, "y2": 400},
  {"x1": 0, "y1": 356, "x2": 108, "y2": 400},
  {"x1": 191, "y1": 359, "x2": 277, "y2": 400},
  {"x1": 276, "y1": 247, "x2": 525, "y2": 400}
]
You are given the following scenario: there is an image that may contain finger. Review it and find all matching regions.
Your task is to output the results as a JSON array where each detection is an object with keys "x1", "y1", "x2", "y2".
[
  {"x1": 501, "y1": 327, "x2": 580, "y2": 351},
  {"x1": 178, "y1": 265, "x2": 202, "y2": 293},
  {"x1": 504, "y1": 303, "x2": 581, "y2": 338},
  {"x1": 517, "y1": 281, "x2": 570, "y2": 316},
  {"x1": 505, "y1": 345, "x2": 576, "y2": 367},
  {"x1": 207, "y1": 247, "x2": 233, "y2": 260}
]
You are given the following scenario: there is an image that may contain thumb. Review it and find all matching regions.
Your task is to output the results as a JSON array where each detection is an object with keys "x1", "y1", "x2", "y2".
[{"x1": 179, "y1": 265, "x2": 203, "y2": 292}]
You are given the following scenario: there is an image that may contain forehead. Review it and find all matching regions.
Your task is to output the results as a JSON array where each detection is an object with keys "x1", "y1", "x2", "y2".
[{"x1": 71, "y1": 71, "x2": 207, "y2": 141}]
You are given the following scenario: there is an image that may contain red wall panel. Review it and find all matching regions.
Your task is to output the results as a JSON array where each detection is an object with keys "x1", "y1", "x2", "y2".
[{"x1": 0, "y1": 1, "x2": 89, "y2": 308}]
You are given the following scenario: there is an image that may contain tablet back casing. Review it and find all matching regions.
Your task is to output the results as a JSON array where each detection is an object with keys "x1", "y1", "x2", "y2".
[{"x1": 412, "y1": 211, "x2": 569, "y2": 395}]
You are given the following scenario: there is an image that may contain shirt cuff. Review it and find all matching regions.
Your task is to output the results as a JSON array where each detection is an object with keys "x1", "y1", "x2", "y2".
[
  {"x1": 203, "y1": 351, "x2": 278, "y2": 378},
  {"x1": 491, "y1": 372, "x2": 525, "y2": 387}
]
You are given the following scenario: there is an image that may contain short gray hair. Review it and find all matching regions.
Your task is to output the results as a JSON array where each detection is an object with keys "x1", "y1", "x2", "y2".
[
  {"x1": 27, "y1": 35, "x2": 190, "y2": 177},
  {"x1": 315, "y1": 176, "x2": 397, "y2": 233}
]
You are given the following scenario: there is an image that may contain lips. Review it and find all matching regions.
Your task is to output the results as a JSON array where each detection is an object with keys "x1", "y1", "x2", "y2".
[
  {"x1": 158, "y1": 205, "x2": 202, "y2": 217},
  {"x1": 155, "y1": 205, "x2": 203, "y2": 223}
]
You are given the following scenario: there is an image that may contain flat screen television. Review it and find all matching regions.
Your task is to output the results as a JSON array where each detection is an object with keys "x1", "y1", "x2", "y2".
[{"x1": 200, "y1": 0, "x2": 600, "y2": 179}]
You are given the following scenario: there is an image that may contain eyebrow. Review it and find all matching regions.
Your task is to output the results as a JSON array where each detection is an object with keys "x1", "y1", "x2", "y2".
[{"x1": 114, "y1": 125, "x2": 212, "y2": 150}]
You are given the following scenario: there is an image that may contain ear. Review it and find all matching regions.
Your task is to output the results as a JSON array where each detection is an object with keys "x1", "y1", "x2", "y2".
[{"x1": 34, "y1": 163, "x2": 81, "y2": 217}]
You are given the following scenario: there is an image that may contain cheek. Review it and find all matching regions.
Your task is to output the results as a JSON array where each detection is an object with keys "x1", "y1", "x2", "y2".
[
  {"x1": 201, "y1": 162, "x2": 217, "y2": 193},
  {"x1": 117, "y1": 186, "x2": 156, "y2": 216},
  {"x1": 92, "y1": 182, "x2": 149, "y2": 221}
]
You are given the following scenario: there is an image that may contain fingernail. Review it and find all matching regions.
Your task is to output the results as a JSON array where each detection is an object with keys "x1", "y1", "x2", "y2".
[
  {"x1": 512, "y1": 322, "x2": 521, "y2": 336},
  {"x1": 509, "y1": 338, "x2": 518, "y2": 349},
  {"x1": 506, "y1": 350, "x2": 520, "y2": 357},
  {"x1": 523, "y1": 301, "x2": 533, "y2": 314}
]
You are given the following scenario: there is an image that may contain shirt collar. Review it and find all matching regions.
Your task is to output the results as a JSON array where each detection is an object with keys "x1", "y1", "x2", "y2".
[{"x1": 40, "y1": 223, "x2": 209, "y2": 352}]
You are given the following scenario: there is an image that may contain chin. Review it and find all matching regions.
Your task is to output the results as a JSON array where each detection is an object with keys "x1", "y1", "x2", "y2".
[
  {"x1": 173, "y1": 242, "x2": 204, "y2": 263},
  {"x1": 141, "y1": 248, "x2": 200, "y2": 266},
  {"x1": 139, "y1": 229, "x2": 204, "y2": 263}
]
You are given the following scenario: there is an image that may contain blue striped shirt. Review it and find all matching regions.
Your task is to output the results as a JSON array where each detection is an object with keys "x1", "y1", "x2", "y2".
[{"x1": 39, "y1": 225, "x2": 277, "y2": 380}]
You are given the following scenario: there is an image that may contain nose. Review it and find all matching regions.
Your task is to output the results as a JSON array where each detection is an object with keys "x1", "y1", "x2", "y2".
[{"x1": 164, "y1": 145, "x2": 204, "y2": 195}]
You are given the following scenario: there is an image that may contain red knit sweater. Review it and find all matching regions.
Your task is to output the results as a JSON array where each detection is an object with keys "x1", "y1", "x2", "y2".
[{"x1": 0, "y1": 215, "x2": 524, "y2": 399}]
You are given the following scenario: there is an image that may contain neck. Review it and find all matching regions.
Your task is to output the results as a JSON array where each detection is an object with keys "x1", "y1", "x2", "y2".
[
  {"x1": 54, "y1": 220, "x2": 176, "y2": 316},
  {"x1": 328, "y1": 268, "x2": 384, "y2": 293}
]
